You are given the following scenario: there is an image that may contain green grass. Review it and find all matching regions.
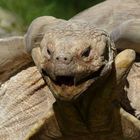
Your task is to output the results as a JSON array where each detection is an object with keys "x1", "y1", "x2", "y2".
[{"x1": 0, "y1": 0, "x2": 104, "y2": 30}]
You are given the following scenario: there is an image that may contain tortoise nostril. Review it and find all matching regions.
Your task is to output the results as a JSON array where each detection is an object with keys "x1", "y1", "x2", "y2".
[
  {"x1": 56, "y1": 57, "x2": 59, "y2": 60},
  {"x1": 64, "y1": 57, "x2": 67, "y2": 61},
  {"x1": 55, "y1": 54, "x2": 72, "y2": 64},
  {"x1": 56, "y1": 57, "x2": 68, "y2": 61}
]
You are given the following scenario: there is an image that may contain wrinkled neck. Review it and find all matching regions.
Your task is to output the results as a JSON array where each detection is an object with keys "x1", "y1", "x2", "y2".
[{"x1": 53, "y1": 74, "x2": 123, "y2": 138}]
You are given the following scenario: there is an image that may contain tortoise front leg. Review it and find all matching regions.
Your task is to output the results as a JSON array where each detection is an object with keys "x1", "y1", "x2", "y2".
[{"x1": 0, "y1": 66, "x2": 59, "y2": 140}]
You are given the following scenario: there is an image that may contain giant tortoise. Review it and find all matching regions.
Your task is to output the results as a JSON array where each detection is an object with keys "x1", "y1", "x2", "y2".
[{"x1": 0, "y1": 0, "x2": 140, "y2": 139}]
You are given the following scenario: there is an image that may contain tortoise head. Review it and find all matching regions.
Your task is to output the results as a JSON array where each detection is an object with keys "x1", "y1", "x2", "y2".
[{"x1": 25, "y1": 16, "x2": 116, "y2": 100}]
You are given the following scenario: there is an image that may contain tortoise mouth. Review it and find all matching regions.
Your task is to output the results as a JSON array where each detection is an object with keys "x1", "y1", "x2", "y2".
[
  {"x1": 75, "y1": 65, "x2": 105, "y2": 85},
  {"x1": 42, "y1": 65, "x2": 105, "y2": 87},
  {"x1": 54, "y1": 76, "x2": 74, "y2": 86},
  {"x1": 42, "y1": 65, "x2": 106, "y2": 100}
]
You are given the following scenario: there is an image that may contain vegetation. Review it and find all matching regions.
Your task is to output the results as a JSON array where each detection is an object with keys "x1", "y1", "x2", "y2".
[{"x1": 0, "y1": 0, "x2": 104, "y2": 30}]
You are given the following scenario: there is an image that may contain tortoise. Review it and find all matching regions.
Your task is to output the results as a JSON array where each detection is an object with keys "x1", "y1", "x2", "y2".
[{"x1": 0, "y1": 0, "x2": 140, "y2": 140}]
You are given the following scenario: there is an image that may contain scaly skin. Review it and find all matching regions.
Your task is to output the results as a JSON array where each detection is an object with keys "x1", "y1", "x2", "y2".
[
  {"x1": 25, "y1": 17, "x2": 137, "y2": 139},
  {"x1": 0, "y1": 0, "x2": 140, "y2": 140}
]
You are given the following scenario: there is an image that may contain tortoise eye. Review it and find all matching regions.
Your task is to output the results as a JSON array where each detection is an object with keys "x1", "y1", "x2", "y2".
[
  {"x1": 46, "y1": 42, "x2": 53, "y2": 56},
  {"x1": 81, "y1": 46, "x2": 91, "y2": 57},
  {"x1": 47, "y1": 48, "x2": 51, "y2": 55}
]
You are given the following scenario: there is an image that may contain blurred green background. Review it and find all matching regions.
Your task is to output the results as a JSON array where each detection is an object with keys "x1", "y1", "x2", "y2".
[{"x1": 0, "y1": 0, "x2": 104, "y2": 35}]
